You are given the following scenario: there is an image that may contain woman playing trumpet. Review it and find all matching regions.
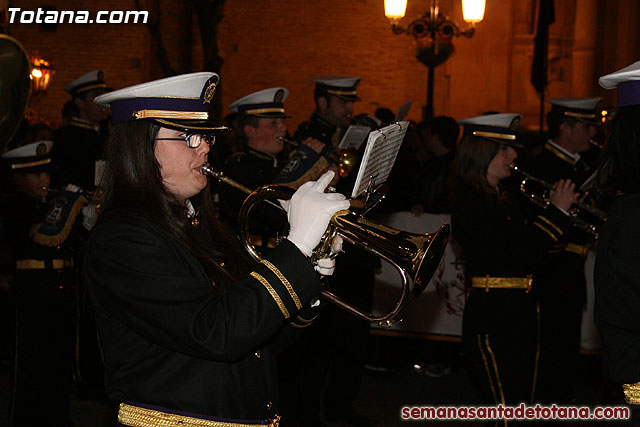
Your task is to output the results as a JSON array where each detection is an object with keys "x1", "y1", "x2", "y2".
[
  {"x1": 451, "y1": 114, "x2": 575, "y2": 414},
  {"x1": 83, "y1": 73, "x2": 349, "y2": 426}
]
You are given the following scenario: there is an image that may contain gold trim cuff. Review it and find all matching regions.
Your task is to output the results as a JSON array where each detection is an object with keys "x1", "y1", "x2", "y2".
[
  {"x1": 250, "y1": 272, "x2": 290, "y2": 318},
  {"x1": 261, "y1": 260, "x2": 301, "y2": 310}
]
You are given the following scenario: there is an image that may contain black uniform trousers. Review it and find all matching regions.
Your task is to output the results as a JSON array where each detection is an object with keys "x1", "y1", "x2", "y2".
[
  {"x1": 529, "y1": 143, "x2": 592, "y2": 405},
  {"x1": 463, "y1": 288, "x2": 540, "y2": 408}
]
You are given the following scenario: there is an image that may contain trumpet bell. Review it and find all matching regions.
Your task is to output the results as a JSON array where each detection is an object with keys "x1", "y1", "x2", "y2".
[
  {"x1": 411, "y1": 223, "x2": 450, "y2": 296},
  {"x1": 331, "y1": 211, "x2": 450, "y2": 298}
]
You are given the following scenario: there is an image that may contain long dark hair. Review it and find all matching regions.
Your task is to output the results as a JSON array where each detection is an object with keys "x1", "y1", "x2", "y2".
[
  {"x1": 597, "y1": 105, "x2": 640, "y2": 196},
  {"x1": 451, "y1": 133, "x2": 501, "y2": 200},
  {"x1": 98, "y1": 120, "x2": 251, "y2": 285}
]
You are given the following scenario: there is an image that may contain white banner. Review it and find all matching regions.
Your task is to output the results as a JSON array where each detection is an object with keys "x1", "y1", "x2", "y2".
[{"x1": 371, "y1": 212, "x2": 467, "y2": 337}]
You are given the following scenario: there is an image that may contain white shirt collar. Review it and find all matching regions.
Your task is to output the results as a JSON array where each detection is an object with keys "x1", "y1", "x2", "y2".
[
  {"x1": 547, "y1": 139, "x2": 581, "y2": 164},
  {"x1": 185, "y1": 199, "x2": 196, "y2": 218}
]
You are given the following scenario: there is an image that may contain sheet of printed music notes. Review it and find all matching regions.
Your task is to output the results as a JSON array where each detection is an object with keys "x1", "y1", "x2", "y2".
[{"x1": 351, "y1": 121, "x2": 409, "y2": 198}]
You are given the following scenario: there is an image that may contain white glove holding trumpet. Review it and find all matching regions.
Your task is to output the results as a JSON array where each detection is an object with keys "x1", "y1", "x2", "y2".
[{"x1": 285, "y1": 170, "x2": 350, "y2": 259}]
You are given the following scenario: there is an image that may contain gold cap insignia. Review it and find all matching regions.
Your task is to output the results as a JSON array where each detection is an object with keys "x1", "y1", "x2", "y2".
[
  {"x1": 203, "y1": 82, "x2": 217, "y2": 104},
  {"x1": 36, "y1": 143, "x2": 47, "y2": 156},
  {"x1": 274, "y1": 89, "x2": 285, "y2": 103}
]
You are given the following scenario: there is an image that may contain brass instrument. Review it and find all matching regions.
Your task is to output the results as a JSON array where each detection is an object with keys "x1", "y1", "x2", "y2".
[
  {"x1": 589, "y1": 138, "x2": 604, "y2": 150},
  {"x1": 329, "y1": 147, "x2": 359, "y2": 178},
  {"x1": 0, "y1": 35, "x2": 31, "y2": 152},
  {"x1": 511, "y1": 165, "x2": 606, "y2": 237},
  {"x1": 201, "y1": 163, "x2": 450, "y2": 323}
]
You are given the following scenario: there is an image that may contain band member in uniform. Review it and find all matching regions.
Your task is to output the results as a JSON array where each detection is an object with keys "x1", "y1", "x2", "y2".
[
  {"x1": 451, "y1": 114, "x2": 575, "y2": 417},
  {"x1": 83, "y1": 72, "x2": 350, "y2": 425},
  {"x1": 2, "y1": 140, "x2": 84, "y2": 427},
  {"x1": 595, "y1": 60, "x2": 640, "y2": 423},
  {"x1": 219, "y1": 87, "x2": 318, "y2": 250},
  {"x1": 51, "y1": 70, "x2": 111, "y2": 190},
  {"x1": 527, "y1": 97, "x2": 602, "y2": 405},
  {"x1": 52, "y1": 70, "x2": 113, "y2": 393},
  {"x1": 280, "y1": 76, "x2": 361, "y2": 188}
]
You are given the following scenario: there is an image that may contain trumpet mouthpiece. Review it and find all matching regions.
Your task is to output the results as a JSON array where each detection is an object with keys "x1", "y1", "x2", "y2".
[
  {"x1": 200, "y1": 163, "x2": 215, "y2": 175},
  {"x1": 589, "y1": 139, "x2": 604, "y2": 149},
  {"x1": 278, "y1": 136, "x2": 298, "y2": 147}
]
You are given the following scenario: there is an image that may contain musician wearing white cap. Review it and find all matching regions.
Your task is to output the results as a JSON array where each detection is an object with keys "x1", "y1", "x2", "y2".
[
  {"x1": 82, "y1": 72, "x2": 350, "y2": 425},
  {"x1": 595, "y1": 60, "x2": 640, "y2": 420},
  {"x1": 278, "y1": 76, "x2": 361, "y2": 188},
  {"x1": 527, "y1": 97, "x2": 603, "y2": 406},
  {"x1": 51, "y1": 70, "x2": 112, "y2": 190},
  {"x1": 219, "y1": 88, "x2": 292, "y2": 238},
  {"x1": 451, "y1": 114, "x2": 575, "y2": 415},
  {"x1": 1, "y1": 140, "x2": 80, "y2": 426}
]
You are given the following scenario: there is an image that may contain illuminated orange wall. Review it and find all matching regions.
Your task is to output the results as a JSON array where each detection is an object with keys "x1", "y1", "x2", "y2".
[{"x1": 5, "y1": 0, "x2": 640, "y2": 131}]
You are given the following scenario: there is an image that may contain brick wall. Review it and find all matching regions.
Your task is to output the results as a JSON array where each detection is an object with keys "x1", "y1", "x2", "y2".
[{"x1": 4, "y1": 0, "x2": 639, "y2": 133}]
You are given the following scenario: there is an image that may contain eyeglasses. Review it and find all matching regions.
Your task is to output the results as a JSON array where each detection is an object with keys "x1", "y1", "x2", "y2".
[{"x1": 155, "y1": 133, "x2": 216, "y2": 148}]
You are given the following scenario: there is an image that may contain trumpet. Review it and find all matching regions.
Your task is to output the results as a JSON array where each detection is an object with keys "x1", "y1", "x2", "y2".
[
  {"x1": 510, "y1": 165, "x2": 606, "y2": 236},
  {"x1": 589, "y1": 138, "x2": 604, "y2": 149},
  {"x1": 201, "y1": 163, "x2": 450, "y2": 323},
  {"x1": 278, "y1": 136, "x2": 299, "y2": 147}
]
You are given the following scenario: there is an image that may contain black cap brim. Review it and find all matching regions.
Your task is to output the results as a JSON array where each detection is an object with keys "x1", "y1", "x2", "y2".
[{"x1": 150, "y1": 119, "x2": 229, "y2": 134}]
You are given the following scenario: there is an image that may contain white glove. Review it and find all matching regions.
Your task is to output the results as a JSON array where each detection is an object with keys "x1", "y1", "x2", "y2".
[
  {"x1": 286, "y1": 171, "x2": 350, "y2": 257},
  {"x1": 314, "y1": 235, "x2": 344, "y2": 276}
]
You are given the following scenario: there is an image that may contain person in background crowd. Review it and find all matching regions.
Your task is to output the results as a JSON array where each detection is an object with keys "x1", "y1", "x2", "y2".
[
  {"x1": 595, "y1": 60, "x2": 640, "y2": 425},
  {"x1": 283, "y1": 76, "x2": 361, "y2": 188},
  {"x1": 374, "y1": 107, "x2": 395, "y2": 127},
  {"x1": 451, "y1": 114, "x2": 574, "y2": 422},
  {"x1": 218, "y1": 87, "x2": 294, "y2": 249},
  {"x1": 51, "y1": 70, "x2": 111, "y2": 190},
  {"x1": 61, "y1": 100, "x2": 80, "y2": 128},
  {"x1": 2, "y1": 138, "x2": 84, "y2": 427},
  {"x1": 51, "y1": 70, "x2": 113, "y2": 395},
  {"x1": 83, "y1": 72, "x2": 349, "y2": 425},
  {"x1": 527, "y1": 97, "x2": 602, "y2": 407},
  {"x1": 411, "y1": 116, "x2": 459, "y2": 215}
]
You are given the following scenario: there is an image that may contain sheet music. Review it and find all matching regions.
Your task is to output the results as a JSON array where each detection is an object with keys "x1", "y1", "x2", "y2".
[
  {"x1": 338, "y1": 124, "x2": 370, "y2": 150},
  {"x1": 351, "y1": 121, "x2": 409, "y2": 198},
  {"x1": 395, "y1": 99, "x2": 413, "y2": 121}
]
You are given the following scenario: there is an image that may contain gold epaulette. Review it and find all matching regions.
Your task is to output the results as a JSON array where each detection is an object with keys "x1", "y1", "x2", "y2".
[{"x1": 471, "y1": 276, "x2": 533, "y2": 292}]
